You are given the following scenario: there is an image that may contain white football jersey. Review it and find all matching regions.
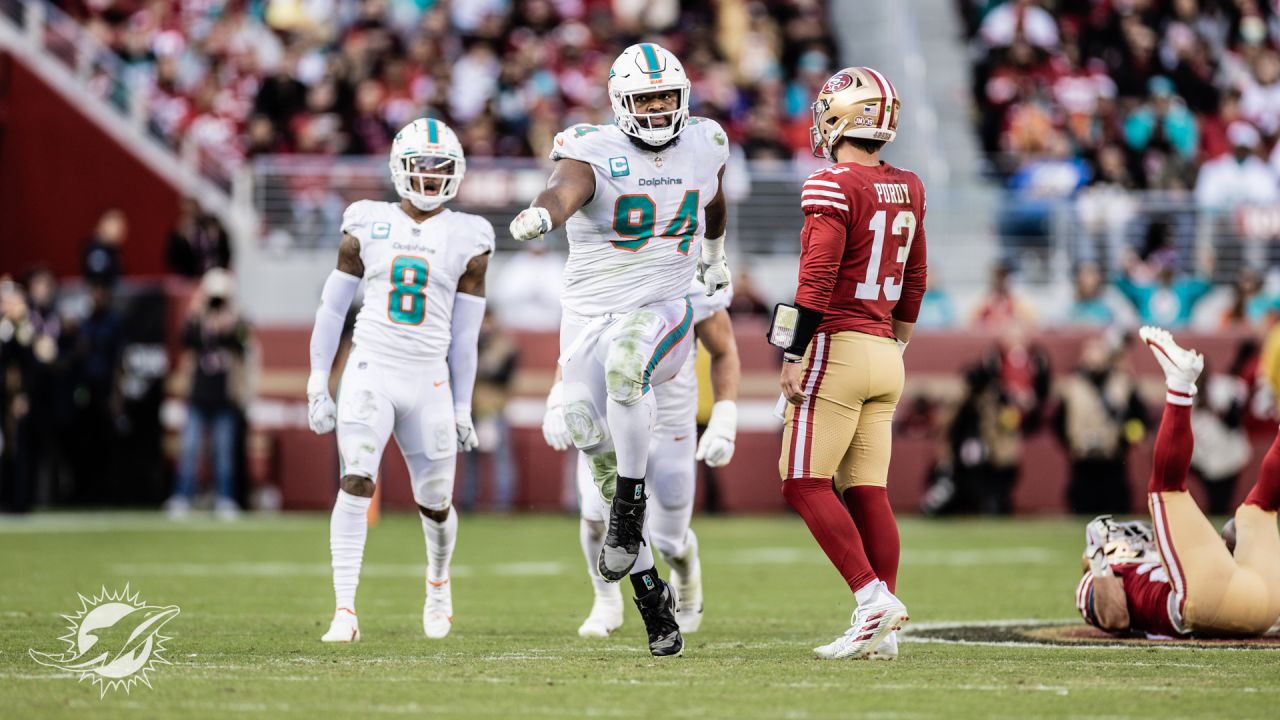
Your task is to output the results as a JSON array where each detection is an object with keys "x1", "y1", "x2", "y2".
[
  {"x1": 341, "y1": 201, "x2": 494, "y2": 363},
  {"x1": 655, "y1": 277, "x2": 734, "y2": 431},
  {"x1": 550, "y1": 118, "x2": 731, "y2": 318}
]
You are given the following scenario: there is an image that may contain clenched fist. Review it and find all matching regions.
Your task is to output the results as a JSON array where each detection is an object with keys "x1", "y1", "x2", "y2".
[{"x1": 509, "y1": 207, "x2": 552, "y2": 242}]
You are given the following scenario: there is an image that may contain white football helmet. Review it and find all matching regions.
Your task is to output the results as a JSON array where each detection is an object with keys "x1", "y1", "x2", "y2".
[
  {"x1": 608, "y1": 43, "x2": 691, "y2": 146},
  {"x1": 389, "y1": 118, "x2": 465, "y2": 211}
]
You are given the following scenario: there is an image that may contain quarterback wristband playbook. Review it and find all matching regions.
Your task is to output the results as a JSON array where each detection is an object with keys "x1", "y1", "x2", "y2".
[{"x1": 768, "y1": 303, "x2": 823, "y2": 363}]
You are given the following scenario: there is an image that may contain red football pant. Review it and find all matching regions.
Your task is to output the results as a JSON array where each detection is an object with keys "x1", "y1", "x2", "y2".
[
  {"x1": 1151, "y1": 402, "x2": 1192, "y2": 494},
  {"x1": 783, "y1": 477, "x2": 877, "y2": 595},
  {"x1": 842, "y1": 486, "x2": 899, "y2": 593},
  {"x1": 1245, "y1": 428, "x2": 1280, "y2": 512}
]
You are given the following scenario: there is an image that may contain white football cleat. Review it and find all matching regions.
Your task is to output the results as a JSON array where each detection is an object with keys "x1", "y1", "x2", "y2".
[
  {"x1": 578, "y1": 585, "x2": 624, "y2": 638},
  {"x1": 813, "y1": 583, "x2": 909, "y2": 660},
  {"x1": 1139, "y1": 326, "x2": 1203, "y2": 390},
  {"x1": 321, "y1": 608, "x2": 360, "y2": 643},
  {"x1": 869, "y1": 630, "x2": 898, "y2": 660},
  {"x1": 666, "y1": 530, "x2": 704, "y2": 633},
  {"x1": 423, "y1": 578, "x2": 453, "y2": 639}
]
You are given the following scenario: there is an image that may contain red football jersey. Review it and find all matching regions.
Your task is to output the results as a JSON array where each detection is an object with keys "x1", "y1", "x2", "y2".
[
  {"x1": 1076, "y1": 563, "x2": 1184, "y2": 638},
  {"x1": 794, "y1": 162, "x2": 928, "y2": 339}
]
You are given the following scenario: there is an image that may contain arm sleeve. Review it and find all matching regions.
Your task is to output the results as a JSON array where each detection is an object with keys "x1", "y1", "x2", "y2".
[
  {"x1": 893, "y1": 200, "x2": 929, "y2": 323},
  {"x1": 793, "y1": 211, "x2": 847, "y2": 314},
  {"x1": 307, "y1": 270, "x2": 360, "y2": 395},
  {"x1": 447, "y1": 293, "x2": 486, "y2": 413}
]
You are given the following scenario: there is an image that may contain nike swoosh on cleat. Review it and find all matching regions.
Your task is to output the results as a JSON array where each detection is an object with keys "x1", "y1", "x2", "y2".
[
  {"x1": 1145, "y1": 339, "x2": 1177, "y2": 366},
  {"x1": 673, "y1": 435, "x2": 689, "y2": 442},
  {"x1": 433, "y1": 380, "x2": 449, "y2": 388}
]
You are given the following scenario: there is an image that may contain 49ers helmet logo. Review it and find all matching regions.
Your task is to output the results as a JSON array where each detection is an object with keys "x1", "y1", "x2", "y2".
[{"x1": 822, "y1": 72, "x2": 853, "y2": 94}]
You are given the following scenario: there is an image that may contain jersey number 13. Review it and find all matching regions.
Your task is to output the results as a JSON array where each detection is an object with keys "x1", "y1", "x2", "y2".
[{"x1": 855, "y1": 209, "x2": 917, "y2": 302}]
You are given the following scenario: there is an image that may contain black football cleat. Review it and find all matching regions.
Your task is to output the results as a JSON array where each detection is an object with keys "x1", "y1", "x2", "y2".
[
  {"x1": 634, "y1": 579, "x2": 684, "y2": 657},
  {"x1": 598, "y1": 494, "x2": 646, "y2": 582}
]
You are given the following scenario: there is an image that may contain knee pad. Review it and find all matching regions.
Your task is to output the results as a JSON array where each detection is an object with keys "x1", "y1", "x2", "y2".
[
  {"x1": 605, "y1": 312, "x2": 662, "y2": 406},
  {"x1": 409, "y1": 456, "x2": 455, "y2": 512},
  {"x1": 564, "y1": 400, "x2": 609, "y2": 450},
  {"x1": 587, "y1": 451, "x2": 618, "y2": 503},
  {"x1": 582, "y1": 517, "x2": 605, "y2": 543}
]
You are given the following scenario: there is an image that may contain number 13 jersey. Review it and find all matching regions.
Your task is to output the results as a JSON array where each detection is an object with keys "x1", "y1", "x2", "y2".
[
  {"x1": 795, "y1": 162, "x2": 929, "y2": 339},
  {"x1": 550, "y1": 119, "x2": 730, "y2": 319},
  {"x1": 341, "y1": 201, "x2": 495, "y2": 363}
]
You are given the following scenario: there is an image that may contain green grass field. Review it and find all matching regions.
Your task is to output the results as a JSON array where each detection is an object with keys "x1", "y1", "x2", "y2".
[{"x1": 2, "y1": 512, "x2": 1277, "y2": 719}]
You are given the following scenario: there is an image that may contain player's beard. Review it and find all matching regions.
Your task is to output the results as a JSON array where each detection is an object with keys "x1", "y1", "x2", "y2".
[{"x1": 626, "y1": 126, "x2": 681, "y2": 154}]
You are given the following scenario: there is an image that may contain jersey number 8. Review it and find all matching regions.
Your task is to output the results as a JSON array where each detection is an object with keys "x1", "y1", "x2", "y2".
[
  {"x1": 389, "y1": 255, "x2": 430, "y2": 325},
  {"x1": 612, "y1": 191, "x2": 700, "y2": 254},
  {"x1": 855, "y1": 209, "x2": 917, "y2": 302}
]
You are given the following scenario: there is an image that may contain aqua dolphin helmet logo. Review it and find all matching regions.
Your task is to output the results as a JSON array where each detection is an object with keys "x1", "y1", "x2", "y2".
[{"x1": 29, "y1": 585, "x2": 180, "y2": 697}]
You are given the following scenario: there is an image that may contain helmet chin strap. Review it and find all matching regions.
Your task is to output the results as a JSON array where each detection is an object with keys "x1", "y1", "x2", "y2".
[{"x1": 405, "y1": 193, "x2": 445, "y2": 211}]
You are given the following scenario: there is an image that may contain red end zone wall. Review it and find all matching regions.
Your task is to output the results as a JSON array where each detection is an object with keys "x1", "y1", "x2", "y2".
[
  {"x1": 249, "y1": 321, "x2": 1264, "y2": 515},
  {"x1": 0, "y1": 53, "x2": 178, "y2": 277}
]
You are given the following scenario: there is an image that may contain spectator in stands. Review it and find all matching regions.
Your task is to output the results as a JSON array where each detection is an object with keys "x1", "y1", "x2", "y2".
[
  {"x1": 971, "y1": 261, "x2": 1036, "y2": 330},
  {"x1": 726, "y1": 269, "x2": 771, "y2": 319},
  {"x1": 1114, "y1": 224, "x2": 1213, "y2": 329},
  {"x1": 458, "y1": 310, "x2": 519, "y2": 512},
  {"x1": 1217, "y1": 267, "x2": 1268, "y2": 330},
  {"x1": 0, "y1": 278, "x2": 34, "y2": 513},
  {"x1": 1067, "y1": 263, "x2": 1117, "y2": 326},
  {"x1": 165, "y1": 270, "x2": 251, "y2": 520},
  {"x1": 978, "y1": 0, "x2": 1058, "y2": 50},
  {"x1": 1075, "y1": 144, "x2": 1138, "y2": 272},
  {"x1": 915, "y1": 273, "x2": 958, "y2": 330},
  {"x1": 489, "y1": 239, "x2": 563, "y2": 331},
  {"x1": 1195, "y1": 122, "x2": 1279, "y2": 209},
  {"x1": 1123, "y1": 77, "x2": 1199, "y2": 167},
  {"x1": 1054, "y1": 335, "x2": 1147, "y2": 515},
  {"x1": 82, "y1": 208, "x2": 127, "y2": 289},
  {"x1": 1190, "y1": 358, "x2": 1253, "y2": 515},
  {"x1": 166, "y1": 199, "x2": 232, "y2": 278},
  {"x1": 998, "y1": 131, "x2": 1089, "y2": 271},
  {"x1": 17, "y1": 268, "x2": 68, "y2": 509}
]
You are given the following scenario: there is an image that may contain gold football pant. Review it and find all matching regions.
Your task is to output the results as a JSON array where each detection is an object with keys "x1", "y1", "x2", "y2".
[
  {"x1": 779, "y1": 331, "x2": 904, "y2": 491},
  {"x1": 1150, "y1": 492, "x2": 1280, "y2": 636}
]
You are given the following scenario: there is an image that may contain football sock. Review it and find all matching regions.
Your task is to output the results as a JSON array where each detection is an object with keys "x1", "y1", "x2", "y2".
[
  {"x1": 616, "y1": 475, "x2": 646, "y2": 504},
  {"x1": 842, "y1": 486, "x2": 900, "y2": 593},
  {"x1": 630, "y1": 567, "x2": 661, "y2": 597},
  {"x1": 330, "y1": 490, "x2": 372, "y2": 611},
  {"x1": 853, "y1": 579, "x2": 881, "y2": 606},
  {"x1": 1151, "y1": 402, "x2": 1193, "y2": 494},
  {"x1": 630, "y1": 522, "x2": 657, "y2": 574},
  {"x1": 579, "y1": 518, "x2": 614, "y2": 597},
  {"x1": 608, "y1": 393, "x2": 656, "y2": 479},
  {"x1": 421, "y1": 505, "x2": 457, "y2": 583},
  {"x1": 650, "y1": 503, "x2": 693, "y2": 562},
  {"x1": 782, "y1": 476, "x2": 877, "y2": 595},
  {"x1": 1245, "y1": 429, "x2": 1280, "y2": 511}
]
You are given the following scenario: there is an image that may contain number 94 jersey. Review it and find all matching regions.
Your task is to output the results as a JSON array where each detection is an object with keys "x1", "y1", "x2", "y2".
[
  {"x1": 795, "y1": 162, "x2": 928, "y2": 339},
  {"x1": 550, "y1": 118, "x2": 730, "y2": 318},
  {"x1": 342, "y1": 201, "x2": 495, "y2": 363}
]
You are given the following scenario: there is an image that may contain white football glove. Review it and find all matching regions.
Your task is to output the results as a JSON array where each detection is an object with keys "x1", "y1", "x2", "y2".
[
  {"x1": 307, "y1": 392, "x2": 336, "y2": 435},
  {"x1": 696, "y1": 259, "x2": 731, "y2": 296},
  {"x1": 455, "y1": 407, "x2": 479, "y2": 452},
  {"x1": 695, "y1": 400, "x2": 737, "y2": 468},
  {"x1": 541, "y1": 381, "x2": 573, "y2": 451},
  {"x1": 509, "y1": 207, "x2": 552, "y2": 242}
]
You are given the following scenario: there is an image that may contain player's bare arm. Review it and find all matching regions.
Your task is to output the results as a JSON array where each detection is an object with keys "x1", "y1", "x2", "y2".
[
  {"x1": 694, "y1": 308, "x2": 740, "y2": 467},
  {"x1": 697, "y1": 166, "x2": 731, "y2": 296},
  {"x1": 1089, "y1": 574, "x2": 1131, "y2": 633},
  {"x1": 695, "y1": 309, "x2": 739, "y2": 403},
  {"x1": 337, "y1": 233, "x2": 365, "y2": 276},
  {"x1": 457, "y1": 251, "x2": 490, "y2": 298},
  {"x1": 510, "y1": 160, "x2": 596, "y2": 240}
]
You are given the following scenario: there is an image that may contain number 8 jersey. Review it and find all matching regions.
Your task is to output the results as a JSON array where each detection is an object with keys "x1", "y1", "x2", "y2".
[
  {"x1": 795, "y1": 162, "x2": 928, "y2": 338},
  {"x1": 550, "y1": 119, "x2": 730, "y2": 318},
  {"x1": 342, "y1": 200, "x2": 495, "y2": 362}
]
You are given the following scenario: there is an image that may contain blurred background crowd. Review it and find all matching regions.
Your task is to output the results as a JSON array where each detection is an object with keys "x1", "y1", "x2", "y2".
[{"x1": 6, "y1": 0, "x2": 1280, "y2": 518}]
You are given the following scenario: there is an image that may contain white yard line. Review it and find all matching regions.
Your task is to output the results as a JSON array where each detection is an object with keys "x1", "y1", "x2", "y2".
[{"x1": 107, "y1": 560, "x2": 568, "y2": 578}]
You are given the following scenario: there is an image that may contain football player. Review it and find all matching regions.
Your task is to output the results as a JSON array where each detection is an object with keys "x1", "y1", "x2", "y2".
[
  {"x1": 307, "y1": 118, "x2": 493, "y2": 643},
  {"x1": 544, "y1": 277, "x2": 740, "y2": 638},
  {"x1": 769, "y1": 67, "x2": 927, "y2": 660},
  {"x1": 509, "y1": 43, "x2": 732, "y2": 657},
  {"x1": 1076, "y1": 327, "x2": 1280, "y2": 639}
]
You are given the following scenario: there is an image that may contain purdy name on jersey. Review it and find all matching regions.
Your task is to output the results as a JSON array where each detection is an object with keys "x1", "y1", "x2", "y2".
[
  {"x1": 341, "y1": 200, "x2": 494, "y2": 363},
  {"x1": 550, "y1": 118, "x2": 730, "y2": 319}
]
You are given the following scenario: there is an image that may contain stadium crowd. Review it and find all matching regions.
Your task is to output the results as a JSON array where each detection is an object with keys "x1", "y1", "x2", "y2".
[
  {"x1": 959, "y1": 0, "x2": 1280, "y2": 282},
  {"x1": 60, "y1": 0, "x2": 835, "y2": 170}
]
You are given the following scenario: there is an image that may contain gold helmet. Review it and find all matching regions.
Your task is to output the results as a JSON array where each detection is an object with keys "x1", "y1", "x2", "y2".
[{"x1": 810, "y1": 66, "x2": 900, "y2": 160}]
